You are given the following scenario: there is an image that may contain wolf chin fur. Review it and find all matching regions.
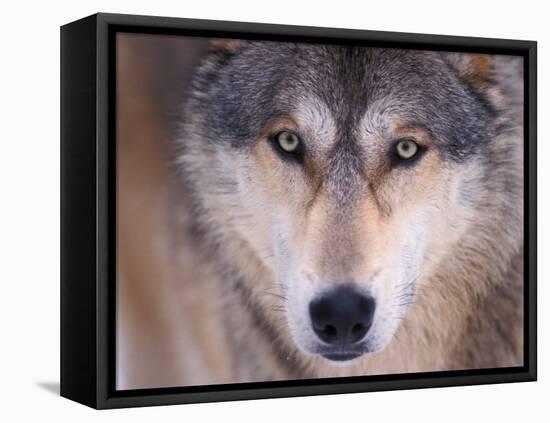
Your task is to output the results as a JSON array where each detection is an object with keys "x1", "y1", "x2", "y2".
[{"x1": 175, "y1": 44, "x2": 524, "y2": 383}]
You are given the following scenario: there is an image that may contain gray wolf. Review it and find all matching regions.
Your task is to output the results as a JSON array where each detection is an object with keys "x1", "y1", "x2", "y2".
[{"x1": 119, "y1": 39, "x2": 524, "y2": 387}]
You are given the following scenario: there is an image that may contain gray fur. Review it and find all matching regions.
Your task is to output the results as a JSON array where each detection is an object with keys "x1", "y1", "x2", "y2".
[{"x1": 175, "y1": 42, "x2": 524, "y2": 382}]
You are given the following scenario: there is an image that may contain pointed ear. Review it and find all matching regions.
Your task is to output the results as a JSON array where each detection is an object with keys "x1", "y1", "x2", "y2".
[
  {"x1": 209, "y1": 38, "x2": 243, "y2": 54},
  {"x1": 444, "y1": 53, "x2": 494, "y2": 88}
]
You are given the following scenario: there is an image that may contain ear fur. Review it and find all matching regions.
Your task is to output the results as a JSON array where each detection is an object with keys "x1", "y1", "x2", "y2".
[
  {"x1": 209, "y1": 38, "x2": 243, "y2": 54},
  {"x1": 444, "y1": 53, "x2": 494, "y2": 88}
]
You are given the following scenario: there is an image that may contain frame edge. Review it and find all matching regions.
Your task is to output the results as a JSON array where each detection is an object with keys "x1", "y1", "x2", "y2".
[{"x1": 60, "y1": 13, "x2": 100, "y2": 409}]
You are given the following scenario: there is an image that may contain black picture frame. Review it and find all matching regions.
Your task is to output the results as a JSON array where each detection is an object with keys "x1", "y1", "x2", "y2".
[{"x1": 60, "y1": 12, "x2": 537, "y2": 409}]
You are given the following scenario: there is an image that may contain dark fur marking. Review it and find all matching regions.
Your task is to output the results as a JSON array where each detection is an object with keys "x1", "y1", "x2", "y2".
[{"x1": 368, "y1": 181, "x2": 392, "y2": 218}]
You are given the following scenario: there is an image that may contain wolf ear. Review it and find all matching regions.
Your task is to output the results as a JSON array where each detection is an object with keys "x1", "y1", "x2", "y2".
[
  {"x1": 209, "y1": 38, "x2": 243, "y2": 54},
  {"x1": 444, "y1": 53, "x2": 494, "y2": 88}
]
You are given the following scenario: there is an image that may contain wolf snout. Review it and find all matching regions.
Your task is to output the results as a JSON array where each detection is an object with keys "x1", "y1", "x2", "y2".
[{"x1": 309, "y1": 285, "x2": 375, "y2": 346}]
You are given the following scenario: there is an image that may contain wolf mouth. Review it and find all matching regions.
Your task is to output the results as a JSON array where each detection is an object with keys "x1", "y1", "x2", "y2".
[{"x1": 319, "y1": 349, "x2": 366, "y2": 362}]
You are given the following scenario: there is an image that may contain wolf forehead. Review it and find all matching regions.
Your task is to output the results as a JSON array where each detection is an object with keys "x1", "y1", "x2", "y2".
[{"x1": 189, "y1": 42, "x2": 494, "y2": 161}]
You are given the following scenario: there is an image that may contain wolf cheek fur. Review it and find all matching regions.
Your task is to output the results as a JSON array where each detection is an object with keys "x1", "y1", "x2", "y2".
[{"x1": 176, "y1": 42, "x2": 524, "y2": 382}]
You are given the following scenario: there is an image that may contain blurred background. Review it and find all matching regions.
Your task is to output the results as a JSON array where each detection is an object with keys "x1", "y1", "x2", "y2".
[{"x1": 116, "y1": 33, "x2": 230, "y2": 389}]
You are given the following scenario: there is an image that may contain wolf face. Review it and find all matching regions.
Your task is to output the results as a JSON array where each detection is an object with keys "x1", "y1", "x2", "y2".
[{"x1": 179, "y1": 42, "x2": 517, "y2": 364}]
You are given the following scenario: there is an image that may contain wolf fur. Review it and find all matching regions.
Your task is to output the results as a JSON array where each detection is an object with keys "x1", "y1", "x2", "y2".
[
  {"x1": 171, "y1": 43, "x2": 524, "y2": 383},
  {"x1": 123, "y1": 42, "x2": 524, "y2": 387}
]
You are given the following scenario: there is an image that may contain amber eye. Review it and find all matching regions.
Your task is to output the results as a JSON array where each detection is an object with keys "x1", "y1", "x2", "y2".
[
  {"x1": 395, "y1": 139, "x2": 420, "y2": 160},
  {"x1": 275, "y1": 131, "x2": 300, "y2": 153}
]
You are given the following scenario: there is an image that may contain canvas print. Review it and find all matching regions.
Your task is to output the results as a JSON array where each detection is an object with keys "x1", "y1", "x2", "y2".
[{"x1": 116, "y1": 33, "x2": 524, "y2": 390}]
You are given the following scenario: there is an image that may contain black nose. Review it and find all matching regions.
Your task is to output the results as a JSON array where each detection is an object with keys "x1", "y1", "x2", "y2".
[{"x1": 309, "y1": 285, "x2": 375, "y2": 345}]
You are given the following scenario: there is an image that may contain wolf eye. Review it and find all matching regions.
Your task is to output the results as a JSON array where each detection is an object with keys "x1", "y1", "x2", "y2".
[
  {"x1": 395, "y1": 139, "x2": 420, "y2": 160},
  {"x1": 275, "y1": 131, "x2": 301, "y2": 153}
]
